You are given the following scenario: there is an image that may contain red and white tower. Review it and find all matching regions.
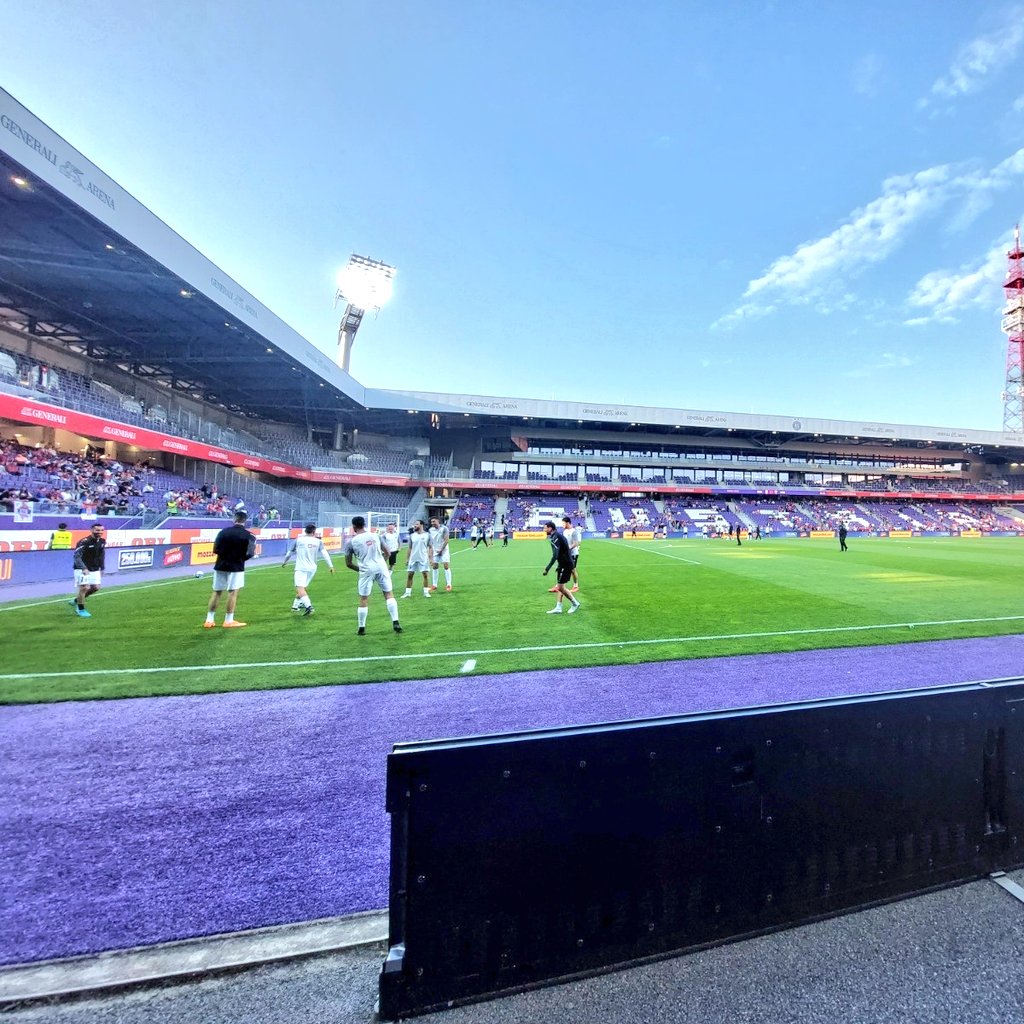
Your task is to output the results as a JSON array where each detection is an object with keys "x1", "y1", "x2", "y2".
[{"x1": 1002, "y1": 225, "x2": 1024, "y2": 431}]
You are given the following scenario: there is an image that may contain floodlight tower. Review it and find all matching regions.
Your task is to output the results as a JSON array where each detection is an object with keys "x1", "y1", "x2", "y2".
[{"x1": 335, "y1": 255, "x2": 396, "y2": 373}]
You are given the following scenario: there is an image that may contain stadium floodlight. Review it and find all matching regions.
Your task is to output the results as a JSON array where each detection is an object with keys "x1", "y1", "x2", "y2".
[{"x1": 334, "y1": 254, "x2": 396, "y2": 373}]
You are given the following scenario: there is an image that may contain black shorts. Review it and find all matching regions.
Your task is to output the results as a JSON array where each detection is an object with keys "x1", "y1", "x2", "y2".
[
  {"x1": 556, "y1": 566, "x2": 573, "y2": 586},
  {"x1": 571, "y1": 553, "x2": 578, "y2": 566},
  {"x1": 388, "y1": 551, "x2": 397, "y2": 568}
]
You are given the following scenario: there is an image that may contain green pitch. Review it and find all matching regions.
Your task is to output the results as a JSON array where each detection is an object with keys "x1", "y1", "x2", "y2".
[{"x1": 1, "y1": 537, "x2": 1023, "y2": 705}]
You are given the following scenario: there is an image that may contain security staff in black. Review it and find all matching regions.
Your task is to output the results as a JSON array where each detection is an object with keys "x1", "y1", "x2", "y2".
[
  {"x1": 205, "y1": 511, "x2": 257, "y2": 628},
  {"x1": 839, "y1": 524, "x2": 848, "y2": 552},
  {"x1": 71, "y1": 523, "x2": 106, "y2": 617},
  {"x1": 542, "y1": 520, "x2": 580, "y2": 615}
]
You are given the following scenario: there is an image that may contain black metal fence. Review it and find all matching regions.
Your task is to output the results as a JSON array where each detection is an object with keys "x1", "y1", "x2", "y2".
[{"x1": 378, "y1": 680, "x2": 1024, "y2": 1019}]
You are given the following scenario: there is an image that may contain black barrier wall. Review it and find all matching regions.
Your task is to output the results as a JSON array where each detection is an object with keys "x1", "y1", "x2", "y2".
[{"x1": 378, "y1": 680, "x2": 1024, "y2": 1019}]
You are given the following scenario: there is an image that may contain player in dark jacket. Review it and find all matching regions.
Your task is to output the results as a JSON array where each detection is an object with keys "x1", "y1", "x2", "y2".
[
  {"x1": 71, "y1": 523, "x2": 106, "y2": 618},
  {"x1": 542, "y1": 520, "x2": 581, "y2": 615},
  {"x1": 204, "y1": 510, "x2": 256, "y2": 628}
]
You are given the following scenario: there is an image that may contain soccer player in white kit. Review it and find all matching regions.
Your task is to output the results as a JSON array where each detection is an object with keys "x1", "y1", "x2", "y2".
[
  {"x1": 428, "y1": 516, "x2": 452, "y2": 592},
  {"x1": 402, "y1": 520, "x2": 433, "y2": 598},
  {"x1": 562, "y1": 514, "x2": 581, "y2": 592},
  {"x1": 381, "y1": 523, "x2": 401, "y2": 568},
  {"x1": 344, "y1": 516, "x2": 402, "y2": 635},
  {"x1": 282, "y1": 523, "x2": 334, "y2": 616}
]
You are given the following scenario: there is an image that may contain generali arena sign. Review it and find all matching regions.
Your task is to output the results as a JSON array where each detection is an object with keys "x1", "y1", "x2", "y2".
[{"x1": 0, "y1": 394, "x2": 412, "y2": 486}]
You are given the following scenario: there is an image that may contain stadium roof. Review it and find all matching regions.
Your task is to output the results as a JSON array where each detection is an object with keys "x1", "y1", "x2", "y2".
[{"x1": 2, "y1": 85, "x2": 1023, "y2": 452}]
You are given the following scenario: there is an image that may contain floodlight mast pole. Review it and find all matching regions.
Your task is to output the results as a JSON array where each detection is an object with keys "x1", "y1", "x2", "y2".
[
  {"x1": 337, "y1": 302, "x2": 365, "y2": 374},
  {"x1": 334, "y1": 255, "x2": 396, "y2": 374},
  {"x1": 1002, "y1": 224, "x2": 1024, "y2": 432}
]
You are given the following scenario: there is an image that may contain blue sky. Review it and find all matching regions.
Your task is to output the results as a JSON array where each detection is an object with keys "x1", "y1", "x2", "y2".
[{"x1": 5, "y1": 1, "x2": 1024, "y2": 428}]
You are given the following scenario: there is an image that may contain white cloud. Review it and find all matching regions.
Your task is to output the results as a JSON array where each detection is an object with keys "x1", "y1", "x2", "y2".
[
  {"x1": 713, "y1": 149, "x2": 1024, "y2": 330},
  {"x1": 1013, "y1": 94, "x2": 1024, "y2": 113},
  {"x1": 851, "y1": 54, "x2": 884, "y2": 97},
  {"x1": 926, "y1": 7, "x2": 1024, "y2": 103},
  {"x1": 904, "y1": 235, "x2": 1013, "y2": 325},
  {"x1": 844, "y1": 353, "x2": 916, "y2": 379}
]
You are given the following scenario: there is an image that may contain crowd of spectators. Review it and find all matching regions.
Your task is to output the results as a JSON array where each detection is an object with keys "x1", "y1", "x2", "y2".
[
  {"x1": 448, "y1": 498, "x2": 496, "y2": 537},
  {"x1": 0, "y1": 438, "x2": 251, "y2": 518}
]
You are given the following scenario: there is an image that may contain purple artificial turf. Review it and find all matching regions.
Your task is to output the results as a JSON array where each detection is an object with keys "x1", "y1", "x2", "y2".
[{"x1": 2, "y1": 634, "x2": 1023, "y2": 965}]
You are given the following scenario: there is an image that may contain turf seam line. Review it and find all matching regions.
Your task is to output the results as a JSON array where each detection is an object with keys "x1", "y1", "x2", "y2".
[{"x1": 3, "y1": 614, "x2": 1023, "y2": 681}]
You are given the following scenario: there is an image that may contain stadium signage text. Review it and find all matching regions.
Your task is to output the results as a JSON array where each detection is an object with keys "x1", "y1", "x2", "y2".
[
  {"x1": 0, "y1": 114, "x2": 57, "y2": 166},
  {"x1": 20, "y1": 405, "x2": 66, "y2": 425},
  {"x1": 118, "y1": 548, "x2": 154, "y2": 570},
  {"x1": 163, "y1": 547, "x2": 185, "y2": 567},
  {"x1": 102, "y1": 425, "x2": 137, "y2": 440}
]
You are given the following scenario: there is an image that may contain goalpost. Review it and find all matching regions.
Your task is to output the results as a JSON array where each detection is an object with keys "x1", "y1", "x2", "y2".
[{"x1": 324, "y1": 511, "x2": 403, "y2": 536}]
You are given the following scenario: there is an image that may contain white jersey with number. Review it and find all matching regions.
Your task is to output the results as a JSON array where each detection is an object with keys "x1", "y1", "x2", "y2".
[
  {"x1": 345, "y1": 531, "x2": 389, "y2": 573},
  {"x1": 288, "y1": 535, "x2": 333, "y2": 574},
  {"x1": 428, "y1": 525, "x2": 450, "y2": 561}
]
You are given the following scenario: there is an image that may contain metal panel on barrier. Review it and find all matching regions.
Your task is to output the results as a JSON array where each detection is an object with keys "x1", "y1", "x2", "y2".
[{"x1": 378, "y1": 680, "x2": 1024, "y2": 1019}]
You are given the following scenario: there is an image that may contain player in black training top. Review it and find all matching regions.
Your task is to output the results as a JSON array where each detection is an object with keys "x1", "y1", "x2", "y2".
[
  {"x1": 542, "y1": 520, "x2": 581, "y2": 615},
  {"x1": 71, "y1": 523, "x2": 106, "y2": 618},
  {"x1": 204, "y1": 510, "x2": 256, "y2": 629}
]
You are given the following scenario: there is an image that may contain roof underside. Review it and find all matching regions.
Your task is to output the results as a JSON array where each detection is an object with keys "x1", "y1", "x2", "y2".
[{"x1": 0, "y1": 150, "x2": 367, "y2": 431}]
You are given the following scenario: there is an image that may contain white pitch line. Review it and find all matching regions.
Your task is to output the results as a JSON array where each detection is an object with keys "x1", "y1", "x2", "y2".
[
  {"x1": 624, "y1": 544, "x2": 702, "y2": 566},
  {"x1": 460, "y1": 659, "x2": 477, "y2": 673},
  {"x1": 2, "y1": 613, "x2": 1023, "y2": 682},
  {"x1": 0, "y1": 563, "x2": 279, "y2": 614}
]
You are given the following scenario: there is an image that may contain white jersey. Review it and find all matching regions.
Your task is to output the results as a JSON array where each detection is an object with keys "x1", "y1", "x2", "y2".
[
  {"x1": 408, "y1": 530, "x2": 431, "y2": 563},
  {"x1": 286, "y1": 535, "x2": 333, "y2": 573},
  {"x1": 381, "y1": 530, "x2": 401, "y2": 554},
  {"x1": 564, "y1": 525, "x2": 581, "y2": 552},
  {"x1": 428, "y1": 525, "x2": 450, "y2": 560},
  {"x1": 344, "y1": 531, "x2": 389, "y2": 572}
]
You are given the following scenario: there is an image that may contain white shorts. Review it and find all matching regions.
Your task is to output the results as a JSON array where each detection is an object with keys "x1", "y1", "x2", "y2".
[
  {"x1": 431, "y1": 549, "x2": 450, "y2": 565},
  {"x1": 407, "y1": 557, "x2": 430, "y2": 573},
  {"x1": 358, "y1": 568, "x2": 393, "y2": 597},
  {"x1": 294, "y1": 569, "x2": 316, "y2": 588},
  {"x1": 74, "y1": 570, "x2": 101, "y2": 587},
  {"x1": 213, "y1": 570, "x2": 245, "y2": 592}
]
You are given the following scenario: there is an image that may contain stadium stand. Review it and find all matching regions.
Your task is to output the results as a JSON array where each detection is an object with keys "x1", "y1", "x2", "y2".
[
  {"x1": 449, "y1": 497, "x2": 496, "y2": 537},
  {"x1": 590, "y1": 499, "x2": 661, "y2": 533},
  {"x1": 502, "y1": 494, "x2": 584, "y2": 532}
]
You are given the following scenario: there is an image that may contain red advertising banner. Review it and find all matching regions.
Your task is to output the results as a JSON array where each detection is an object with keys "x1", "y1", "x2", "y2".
[{"x1": 0, "y1": 393, "x2": 415, "y2": 486}]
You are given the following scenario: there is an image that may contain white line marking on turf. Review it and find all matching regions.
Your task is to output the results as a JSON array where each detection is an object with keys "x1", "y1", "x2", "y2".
[
  {"x1": 625, "y1": 544, "x2": 701, "y2": 566},
  {"x1": 3, "y1": 614, "x2": 1023, "y2": 681},
  {"x1": 460, "y1": 659, "x2": 477, "y2": 673},
  {"x1": 0, "y1": 564, "x2": 279, "y2": 613}
]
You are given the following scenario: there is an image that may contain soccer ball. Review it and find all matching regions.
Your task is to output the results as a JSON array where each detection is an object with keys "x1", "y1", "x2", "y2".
[{"x1": 194, "y1": 570, "x2": 205, "y2": 578}]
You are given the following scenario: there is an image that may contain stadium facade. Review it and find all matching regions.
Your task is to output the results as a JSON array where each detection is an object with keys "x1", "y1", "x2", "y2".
[{"x1": 3, "y1": 84, "x2": 1024, "y2": 522}]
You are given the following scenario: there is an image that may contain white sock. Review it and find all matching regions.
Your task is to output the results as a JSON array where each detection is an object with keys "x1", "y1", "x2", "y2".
[
  {"x1": 206, "y1": 611, "x2": 215, "y2": 624},
  {"x1": 386, "y1": 598, "x2": 399, "y2": 622},
  {"x1": 423, "y1": 587, "x2": 431, "y2": 596},
  {"x1": 431, "y1": 569, "x2": 438, "y2": 587},
  {"x1": 291, "y1": 599, "x2": 300, "y2": 609},
  {"x1": 444, "y1": 568, "x2": 452, "y2": 586},
  {"x1": 357, "y1": 607, "x2": 368, "y2": 627},
  {"x1": 225, "y1": 613, "x2": 234, "y2": 623},
  {"x1": 403, "y1": 588, "x2": 412, "y2": 596},
  {"x1": 300, "y1": 596, "x2": 311, "y2": 608}
]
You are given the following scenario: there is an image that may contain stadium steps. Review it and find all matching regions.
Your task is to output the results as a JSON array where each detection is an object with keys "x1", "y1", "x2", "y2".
[
  {"x1": 404, "y1": 487, "x2": 427, "y2": 526},
  {"x1": 492, "y1": 497, "x2": 509, "y2": 521},
  {"x1": 730, "y1": 501, "x2": 757, "y2": 530},
  {"x1": 995, "y1": 505, "x2": 1024, "y2": 525}
]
